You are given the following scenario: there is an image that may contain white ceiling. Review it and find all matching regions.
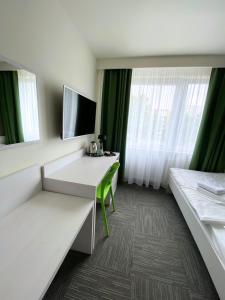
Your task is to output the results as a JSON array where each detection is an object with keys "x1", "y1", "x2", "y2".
[{"x1": 61, "y1": 0, "x2": 225, "y2": 58}]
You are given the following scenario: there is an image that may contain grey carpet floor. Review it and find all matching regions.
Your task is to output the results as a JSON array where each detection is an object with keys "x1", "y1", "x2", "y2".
[{"x1": 44, "y1": 184, "x2": 219, "y2": 300}]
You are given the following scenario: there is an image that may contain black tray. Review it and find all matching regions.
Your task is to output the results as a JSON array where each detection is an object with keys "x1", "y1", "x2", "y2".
[{"x1": 86, "y1": 152, "x2": 104, "y2": 157}]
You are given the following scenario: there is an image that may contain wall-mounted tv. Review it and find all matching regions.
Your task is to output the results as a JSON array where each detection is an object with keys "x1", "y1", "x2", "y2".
[{"x1": 62, "y1": 85, "x2": 96, "y2": 139}]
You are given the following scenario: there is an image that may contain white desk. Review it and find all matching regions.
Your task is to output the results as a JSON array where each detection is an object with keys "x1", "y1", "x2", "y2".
[
  {"x1": 42, "y1": 150, "x2": 120, "y2": 251},
  {"x1": 48, "y1": 155, "x2": 119, "y2": 186},
  {"x1": 43, "y1": 151, "x2": 119, "y2": 195},
  {"x1": 0, "y1": 191, "x2": 94, "y2": 300}
]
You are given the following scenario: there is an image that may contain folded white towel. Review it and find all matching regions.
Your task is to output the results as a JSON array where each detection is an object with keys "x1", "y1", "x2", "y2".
[
  {"x1": 182, "y1": 187, "x2": 225, "y2": 225},
  {"x1": 197, "y1": 187, "x2": 225, "y2": 204},
  {"x1": 198, "y1": 182, "x2": 225, "y2": 195},
  {"x1": 188, "y1": 193, "x2": 225, "y2": 224}
]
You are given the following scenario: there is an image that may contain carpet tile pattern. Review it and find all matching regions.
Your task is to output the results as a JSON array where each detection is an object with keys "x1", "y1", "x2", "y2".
[{"x1": 44, "y1": 184, "x2": 219, "y2": 300}]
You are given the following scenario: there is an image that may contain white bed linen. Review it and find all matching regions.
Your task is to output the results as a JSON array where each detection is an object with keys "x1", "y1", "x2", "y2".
[
  {"x1": 181, "y1": 187, "x2": 225, "y2": 224},
  {"x1": 197, "y1": 187, "x2": 225, "y2": 203},
  {"x1": 170, "y1": 168, "x2": 225, "y2": 223},
  {"x1": 170, "y1": 168, "x2": 225, "y2": 264},
  {"x1": 170, "y1": 168, "x2": 225, "y2": 191}
]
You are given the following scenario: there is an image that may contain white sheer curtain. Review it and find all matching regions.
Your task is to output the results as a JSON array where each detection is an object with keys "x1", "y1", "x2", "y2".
[
  {"x1": 18, "y1": 69, "x2": 40, "y2": 142},
  {"x1": 125, "y1": 67, "x2": 211, "y2": 189}
]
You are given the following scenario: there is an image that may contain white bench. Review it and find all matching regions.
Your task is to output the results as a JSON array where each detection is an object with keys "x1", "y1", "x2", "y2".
[{"x1": 0, "y1": 165, "x2": 94, "y2": 300}]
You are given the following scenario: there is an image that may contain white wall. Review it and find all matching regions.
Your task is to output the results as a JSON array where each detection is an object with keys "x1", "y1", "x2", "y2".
[
  {"x1": 0, "y1": 0, "x2": 96, "y2": 177},
  {"x1": 0, "y1": 62, "x2": 18, "y2": 71}
]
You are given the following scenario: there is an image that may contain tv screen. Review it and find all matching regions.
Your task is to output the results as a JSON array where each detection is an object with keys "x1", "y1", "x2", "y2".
[{"x1": 62, "y1": 86, "x2": 96, "y2": 139}]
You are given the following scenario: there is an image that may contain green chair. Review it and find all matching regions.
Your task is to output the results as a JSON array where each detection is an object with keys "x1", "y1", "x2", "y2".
[{"x1": 96, "y1": 162, "x2": 120, "y2": 237}]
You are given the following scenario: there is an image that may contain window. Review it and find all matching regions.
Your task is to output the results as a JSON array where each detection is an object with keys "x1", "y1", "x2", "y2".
[{"x1": 125, "y1": 67, "x2": 211, "y2": 189}]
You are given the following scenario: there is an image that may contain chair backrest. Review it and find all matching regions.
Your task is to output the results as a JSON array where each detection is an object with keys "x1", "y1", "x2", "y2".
[{"x1": 99, "y1": 162, "x2": 120, "y2": 198}]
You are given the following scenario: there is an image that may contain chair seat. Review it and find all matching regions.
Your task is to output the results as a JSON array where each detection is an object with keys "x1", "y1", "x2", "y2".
[{"x1": 96, "y1": 182, "x2": 111, "y2": 202}]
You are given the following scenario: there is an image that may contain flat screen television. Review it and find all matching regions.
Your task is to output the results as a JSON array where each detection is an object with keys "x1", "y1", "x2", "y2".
[{"x1": 62, "y1": 85, "x2": 96, "y2": 139}]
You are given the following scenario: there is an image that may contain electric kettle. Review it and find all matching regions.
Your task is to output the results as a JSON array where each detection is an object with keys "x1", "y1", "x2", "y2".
[{"x1": 89, "y1": 141, "x2": 98, "y2": 156}]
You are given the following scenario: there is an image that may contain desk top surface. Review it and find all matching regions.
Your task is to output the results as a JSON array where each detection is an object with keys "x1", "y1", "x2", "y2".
[
  {"x1": 47, "y1": 153, "x2": 119, "y2": 187},
  {"x1": 0, "y1": 191, "x2": 93, "y2": 300}
]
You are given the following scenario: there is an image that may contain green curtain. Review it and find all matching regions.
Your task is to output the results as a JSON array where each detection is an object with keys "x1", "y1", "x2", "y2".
[
  {"x1": 0, "y1": 71, "x2": 24, "y2": 144},
  {"x1": 101, "y1": 69, "x2": 132, "y2": 181},
  {"x1": 190, "y1": 68, "x2": 225, "y2": 172}
]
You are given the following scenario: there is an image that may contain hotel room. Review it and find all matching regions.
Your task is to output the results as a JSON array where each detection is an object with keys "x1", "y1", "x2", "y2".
[{"x1": 0, "y1": 0, "x2": 224, "y2": 299}]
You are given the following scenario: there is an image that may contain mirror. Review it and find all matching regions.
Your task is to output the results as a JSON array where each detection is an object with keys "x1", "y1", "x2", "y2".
[{"x1": 0, "y1": 59, "x2": 40, "y2": 148}]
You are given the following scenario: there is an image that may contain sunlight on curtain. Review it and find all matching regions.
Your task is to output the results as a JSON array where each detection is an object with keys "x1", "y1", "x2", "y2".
[
  {"x1": 18, "y1": 69, "x2": 40, "y2": 142},
  {"x1": 125, "y1": 67, "x2": 211, "y2": 189}
]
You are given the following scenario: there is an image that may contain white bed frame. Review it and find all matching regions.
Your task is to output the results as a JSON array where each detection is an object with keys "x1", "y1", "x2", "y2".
[{"x1": 169, "y1": 175, "x2": 225, "y2": 300}]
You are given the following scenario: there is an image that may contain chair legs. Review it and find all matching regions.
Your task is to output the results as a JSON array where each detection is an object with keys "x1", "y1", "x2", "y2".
[
  {"x1": 100, "y1": 202, "x2": 109, "y2": 236},
  {"x1": 100, "y1": 187, "x2": 116, "y2": 237},
  {"x1": 110, "y1": 187, "x2": 116, "y2": 212}
]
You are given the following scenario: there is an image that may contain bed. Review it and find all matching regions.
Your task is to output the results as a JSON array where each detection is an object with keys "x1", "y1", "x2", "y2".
[{"x1": 169, "y1": 168, "x2": 225, "y2": 300}]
